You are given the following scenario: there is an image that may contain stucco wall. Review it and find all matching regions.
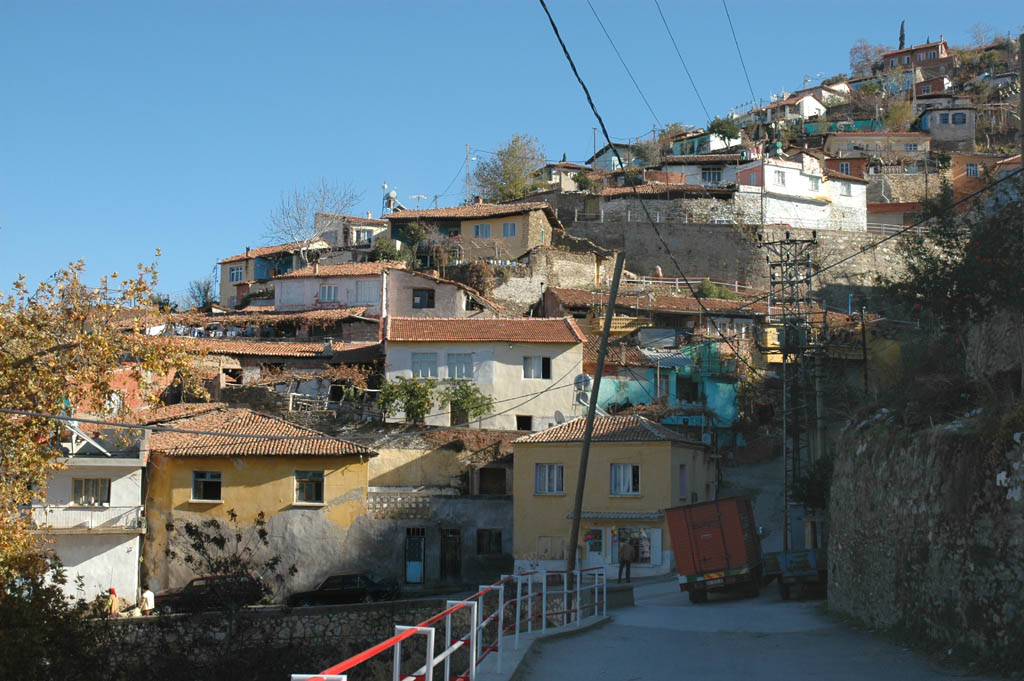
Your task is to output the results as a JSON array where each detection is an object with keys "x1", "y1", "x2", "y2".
[
  {"x1": 370, "y1": 447, "x2": 466, "y2": 487},
  {"x1": 53, "y1": 533, "x2": 141, "y2": 604},
  {"x1": 275, "y1": 274, "x2": 383, "y2": 313},
  {"x1": 512, "y1": 440, "x2": 713, "y2": 575},
  {"x1": 829, "y1": 423, "x2": 1024, "y2": 670},
  {"x1": 384, "y1": 340, "x2": 584, "y2": 431},
  {"x1": 144, "y1": 452, "x2": 370, "y2": 594},
  {"x1": 384, "y1": 269, "x2": 493, "y2": 319}
]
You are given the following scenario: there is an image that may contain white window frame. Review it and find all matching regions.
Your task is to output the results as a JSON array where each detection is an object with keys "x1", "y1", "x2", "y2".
[
  {"x1": 841, "y1": 182, "x2": 852, "y2": 197},
  {"x1": 610, "y1": 463, "x2": 641, "y2": 496},
  {"x1": 939, "y1": 113, "x2": 950, "y2": 125},
  {"x1": 319, "y1": 284, "x2": 339, "y2": 303},
  {"x1": 412, "y1": 288, "x2": 435, "y2": 309},
  {"x1": 294, "y1": 470, "x2": 324, "y2": 505},
  {"x1": 502, "y1": 222, "x2": 516, "y2": 238},
  {"x1": 228, "y1": 266, "x2": 243, "y2": 283},
  {"x1": 355, "y1": 229, "x2": 373, "y2": 244},
  {"x1": 904, "y1": 143, "x2": 918, "y2": 151},
  {"x1": 522, "y1": 356, "x2": 551, "y2": 379},
  {"x1": 839, "y1": 162, "x2": 851, "y2": 175},
  {"x1": 809, "y1": 176, "x2": 821, "y2": 191},
  {"x1": 191, "y1": 471, "x2": 222, "y2": 502},
  {"x1": 446, "y1": 352, "x2": 474, "y2": 379},
  {"x1": 928, "y1": 50, "x2": 938, "y2": 60},
  {"x1": 473, "y1": 223, "x2": 491, "y2": 238},
  {"x1": 952, "y1": 112, "x2": 967, "y2": 125},
  {"x1": 966, "y1": 163, "x2": 979, "y2": 178},
  {"x1": 535, "y1": 463, "x2": 564, "y2": 494},
  {"x1": 701, "y1": 167, "x2": 723, "y2": 184},
  {"x1": 773, "y1": 170, "x2": 786, "y2": 187},
  {"x1": 410, "y1": 352, "x2": 438, "y2": 379},
  {"x1": 354, "y1": 279, "x2": 379, "y2": 304}
]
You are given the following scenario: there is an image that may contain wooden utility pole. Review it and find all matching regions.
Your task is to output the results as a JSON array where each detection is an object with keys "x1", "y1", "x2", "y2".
[
  {"x1": 592, "y1": 128, "x2": 597, "y2": 168},
  {"x1": 860, "y1": 306, "x2": 869, "y2": 394},
  {"x1": 566, "y1": 251, "x2": 626, "y2": 586},
  {"x1": 465, "y1": 143, "x2": 471, "y2": 204}
]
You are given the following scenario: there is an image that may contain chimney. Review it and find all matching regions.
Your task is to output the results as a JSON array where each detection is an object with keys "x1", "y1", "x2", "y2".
[
  {"x1": 367, "y1": 210, "x2": 373, "y2": 219},
  {"x1": 323, "y1": 337, "x2": 334, "y2": 355},
  {"x1": 245, "y1": 246, "x2": 250, "y2": 257},
  {"x1": 473, "y1": 195, "x2": 483, "y2": 204},
  {"x1": 314, "y1": 262, "x2": 319, "y2": 275}
]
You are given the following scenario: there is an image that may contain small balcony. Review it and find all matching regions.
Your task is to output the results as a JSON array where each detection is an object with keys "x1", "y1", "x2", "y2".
[{"x1": 29, "y1": 505, "x2": 146, "y2": 535}]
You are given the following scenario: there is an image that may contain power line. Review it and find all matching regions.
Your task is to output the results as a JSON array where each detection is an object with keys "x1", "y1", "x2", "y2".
[
  {"x1": 721, "y1": 0, "x2": 757, "y2": 106},
  {"x1": 539, "y1": 0, "x2": 763, "y2": 378},
  {"x1": 586, "y1": 0, "x2": 663, "y2": 129},
  {"x1": 653, "y1": 0, "x2": 712, "y2": 124}
]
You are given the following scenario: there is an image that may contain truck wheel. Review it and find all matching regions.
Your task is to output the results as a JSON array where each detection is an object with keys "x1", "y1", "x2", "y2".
[
  {"x1": 745, "y1": 579, "x2": 760, "y2": 599},
  {"x1": 688, "y1": 590, "x2": 707, "y2": 604},
  {"x1": 779, "y1": 582, "x2": 791, "y2": 601}
]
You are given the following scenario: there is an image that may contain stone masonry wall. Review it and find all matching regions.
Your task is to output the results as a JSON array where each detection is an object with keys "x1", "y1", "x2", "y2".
[
  {"x1": 829, "y1": 422, "x2": 1024, "y2": 670},
  {"x1": 565, "y1": 220, "x2": 905, "y2": 304}
]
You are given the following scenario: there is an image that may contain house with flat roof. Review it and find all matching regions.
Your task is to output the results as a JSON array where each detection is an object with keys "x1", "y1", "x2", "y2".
[{"x1": 217, "y1": 240, "x2": 331, "y2": 310}]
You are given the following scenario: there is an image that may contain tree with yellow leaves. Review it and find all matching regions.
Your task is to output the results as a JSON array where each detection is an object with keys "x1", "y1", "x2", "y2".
[{"x1": 0, "y1": 257, "x2": 194, "y2": 579}]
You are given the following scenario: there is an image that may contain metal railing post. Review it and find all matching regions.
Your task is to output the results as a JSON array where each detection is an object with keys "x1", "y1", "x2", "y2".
[
  {"x1": 497, "y1": 579, "x2": 505, "y2": 673},
  {"x1": 468, "y1": 600, "x2": 479, "y2": 681},
  {"x1": 423, "y1": 627, "x2": 435, "y2": 681},
  {"x1": 600, "y1": 209, "x2": 604, "y2": 222},
  {"x1": 392, "y1": 628, "x2": 402, "y2": 681},
  {"x1": 574, "y1": 207, "x2": 578, "y2": 221},
  {"x1": 602, "y1": 568, "x2": 607, "y2": 616},
  {"x1": 526, "y1": 572, "x2": 533, "y2": 633},
  {"x1": 562, "y1": 572, "x2": 567, "y2": 627},
  {"x1": 575, "y1": 570, "x2": 581, "y2": 628},
  {"x1": 444, "y1": 607, "x2": 453, "y2": 681},
  {"x1": 514, "y1": 576, "x2": 522, "y2": 648},
  {"x1": 541, "y1": 570, "x2": 548, "y2": 632}
]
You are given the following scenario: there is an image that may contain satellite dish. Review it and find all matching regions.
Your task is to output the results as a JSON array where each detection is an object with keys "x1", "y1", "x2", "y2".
[
  {"x1": 554, "y1": 410, "x2": 566, "y2": 424},
  {"x1": 387, "y1": 190, "x2": 398, "y2": 200},
  {"x1": 573, "y1": 374, "x2": 592, "y2": 393}
]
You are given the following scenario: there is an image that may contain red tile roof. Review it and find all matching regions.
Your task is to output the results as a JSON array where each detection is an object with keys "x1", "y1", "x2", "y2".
[
  {"x1": 149, "y1": 407, "x2": 376, "y2": 457},
  {"x1": 582, "y1": 337, "x2": 654, "y2": 368},
  {"x1": 132, "y1": 402, "x2": 228, "y2": 423},
  {"x1": 171, "y1": 337, "x2": 374, "y2": 358},
  {"x1": 514, "y1": 415, "x2": 701, "y2": 444},
  {"x1": 171, "y1": 307, "x2": 370, "y2": 326},
  {"x1": 825, "y1": 170, "x2": 869, "y2": 184},
  {"x1": 881, "y1": 40, "x2": 946, "y2": 58},
  {"x1": 275, "y1": 261, "x2": 406, "y2": 279},
  {"x1": 315, "y1": 212, "x2": 387, "y2": 226},
  {"x1": 384, "y1": 202, "x2": 555, "y2": 221},
  {"x1": 218, "y1": 240, "x2": 329, "y2": 265},
  {"x1": 384, "y1": 317, "x2": 585, "y2": 344},
  {"x1": 867, "y1": 202, "x2": 923, "y2": 213},
  {"x1": 548, "y1": 288, "x2": 769, "y2": 315}
]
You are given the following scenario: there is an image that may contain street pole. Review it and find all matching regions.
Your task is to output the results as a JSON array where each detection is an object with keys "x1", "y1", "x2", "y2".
[
  {"x1": 860, "y1": 306, "x2": 869, "y2": 394},
  {"x1": 566, "y1": 251, "x2": 625, "y2": 589},
  {"x1": 465, "y1": 143, "x2": 471, "y2": 204}
]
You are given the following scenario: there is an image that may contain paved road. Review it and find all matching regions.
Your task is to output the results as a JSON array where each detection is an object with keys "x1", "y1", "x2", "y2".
[{"x1": 517, "y1": 578, "x2": 994, "y2": 681}]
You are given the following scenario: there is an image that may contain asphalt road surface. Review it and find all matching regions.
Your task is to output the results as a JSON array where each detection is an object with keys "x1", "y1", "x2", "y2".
[{"x1": 516, "y1": 578, "x2": 996, "y2": 681}]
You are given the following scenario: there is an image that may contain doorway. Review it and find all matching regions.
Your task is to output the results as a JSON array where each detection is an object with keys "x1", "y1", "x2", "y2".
[
  {"x1": 582, "y1": 527, "x2": 605, "y2": 569},
  {"x1": 405, "y1": 527, "x2": 425, "y2": 584},
  {"x1": 440, "y1": 528, "x2": 462, "y2": 581}
]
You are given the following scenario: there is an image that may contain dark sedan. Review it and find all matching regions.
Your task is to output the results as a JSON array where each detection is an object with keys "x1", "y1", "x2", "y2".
[
  {"x1": 287, "y1": 572, "x2": 400, "y2": 607},
  {"x1": 155, "y1": 574, "x2": 266, "y2": 614}
]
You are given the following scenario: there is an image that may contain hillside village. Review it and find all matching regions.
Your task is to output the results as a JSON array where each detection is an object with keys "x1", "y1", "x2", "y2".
[{"x1": 8, "y1": 21, "x2": 1024, "y2": 681}]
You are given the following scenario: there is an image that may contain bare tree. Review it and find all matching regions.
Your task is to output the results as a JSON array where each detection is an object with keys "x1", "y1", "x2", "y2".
[
  {"x1": 263, "y1": 178, "x2": 363, "y2": 251},
  {"x1": 849, "y1": 38, "x2": 890, "y2": 75},
  {"x1": 185, "y1": 279, "x2": 215, "y2": 310}
]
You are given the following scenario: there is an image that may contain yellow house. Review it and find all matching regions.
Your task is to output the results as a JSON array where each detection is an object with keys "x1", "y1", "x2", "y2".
[
  {"x1": 512, "y1": 415, "x2": 714, "y2": 577},
  {"x1": 143, "y1": 405, "x2": 377, "y2": 594}
]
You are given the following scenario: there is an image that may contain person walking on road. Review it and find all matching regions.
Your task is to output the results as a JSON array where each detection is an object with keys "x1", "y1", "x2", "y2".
[{"x1": 618, "y1": 535, "x2": 635, "y2": 583}]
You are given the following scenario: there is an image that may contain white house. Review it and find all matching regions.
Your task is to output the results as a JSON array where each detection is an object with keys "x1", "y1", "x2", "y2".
[
  {"x1": 383, "y1": 317, "x2": 586, "y2": 430},
  {"x1": 273, "y1": 261, "x2": 406, "y2": 315},
  {"x1": 669, "y1": 129, "x2": 742, "y2": 157},
  {"x1": 660, "y1": 153, "x2": 749, "y2": 187},
  {"x1": 734, "y1": 154, "x2": 867, "y2": 231},
  {"x1": 30, "y1": 431, "x2": 148, "y2": 604}
]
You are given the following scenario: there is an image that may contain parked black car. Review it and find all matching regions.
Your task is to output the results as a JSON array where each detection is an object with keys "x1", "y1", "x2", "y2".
[
  {"x1": 155, "y1": 573, "x2": 266, "y2": 614},
  {"x1": 287, "y1": 571, "x2": 400, "y2": 607}
]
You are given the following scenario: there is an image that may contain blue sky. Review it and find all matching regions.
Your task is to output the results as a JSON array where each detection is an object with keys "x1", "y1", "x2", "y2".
[{"x1": 1, "y1": 1, "x2": 1019, "y2": 301}]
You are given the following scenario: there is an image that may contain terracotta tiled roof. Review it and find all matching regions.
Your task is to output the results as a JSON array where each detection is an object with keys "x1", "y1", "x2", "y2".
[
  {"x1": 547, "y1": 288, "x2": 768, "y2": 315},
  {"x1": 514, "y1": 415, "x2": 701, "y2": 444},
  {"x1": 582, "y1": 336, "x2": 654, "y2": 368},
  {"x1": 149, "y1": 407, "x2": 376, "y2": 457},
  {"x1": 218, "y1": 240, "x2": 329, "y2": 265},
  {"x1": 131, "y1": 402, "x2": 228, "y2": 423},
  {"x1": 598, "y1": 183, "x2": 734, "y2": 198},
  {"x1": 661, "y1": 154, "x2": 744, "y2": 164},
  {"x1": 543, "y1": 162, "x2": 590, "y2": 170},
  {"x1": 316, "y1": 212, "x2": 387, "y2": 226},
  {"x1": 385, "y1": 317, "x2": 586, "y2": 344},
  {"x1": 867, "y1": 202, "x2": 922, "y2": 213},
  {"x1": 825, "y1": 170, "x2": 869, "y2": 184},
  {"x1": 826, "y1": 131, "x2": 929, "y2": 137},
  {"x1": 384, "y1": 202, "x2": 554, "y2": 221},
  {"x1": 275, "y1": 261, "x2": 406, "y2": 279},
  {"x1": 171, "y1": 337, "x2": 373, "y2": 358},
  {"x1": 170, "y1": 307, "x2": 371, "y2": 326},
  {"x1": 881, "y1": 41, "x2": 946, "y2": 58}
]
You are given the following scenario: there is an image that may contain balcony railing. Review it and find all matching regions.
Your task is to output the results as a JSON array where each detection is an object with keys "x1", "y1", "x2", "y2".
[{"x1": 30, "y1": 505, "x2": 145, "y2": 532}]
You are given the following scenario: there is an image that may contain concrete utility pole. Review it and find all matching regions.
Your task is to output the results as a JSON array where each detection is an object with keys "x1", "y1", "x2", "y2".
[
  {"x1": 465, "y1": 143, "x2": 471, "y2": 204},
  {"x1": 566, "y1": 251, "x2": 626, "y2": 585},
  {"x1": 1018, "y1": 34, "x2": 1023, "y2": 190}
]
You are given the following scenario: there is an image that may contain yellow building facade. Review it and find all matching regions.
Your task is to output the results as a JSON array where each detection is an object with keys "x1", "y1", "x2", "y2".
[
  {"x1": 512, "y1": 415, "x2": 714, "y2": 577},
  {"x1": 142, "y1": 407, "x2": 377, "y2": 595}
]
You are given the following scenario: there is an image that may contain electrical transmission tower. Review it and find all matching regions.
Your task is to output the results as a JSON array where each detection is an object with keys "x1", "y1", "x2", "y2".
[{"x1": 758, "y1": 230, "x2": 821, "y2": 553}]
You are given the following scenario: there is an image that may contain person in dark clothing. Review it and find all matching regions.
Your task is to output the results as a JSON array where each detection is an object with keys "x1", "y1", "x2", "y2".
[{"x1": 617, "y1": 535, "x2": 636, "y2": 583}]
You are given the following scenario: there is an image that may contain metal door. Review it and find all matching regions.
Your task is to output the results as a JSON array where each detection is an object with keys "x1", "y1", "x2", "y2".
[
  {"x1": 405, "y1": 527, "x2": 425, "y2": 584},
  {"x1": 440, "y1": 528, "x2": 461, "y2": 580},
  {"x1": 583, "y1": 527, "x2": 605, "y2": 568}
]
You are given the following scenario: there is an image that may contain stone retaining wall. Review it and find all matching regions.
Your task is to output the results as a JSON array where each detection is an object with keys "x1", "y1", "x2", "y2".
[{"x1": 829, "y1": 422, "x2": 1024, "y2": 671}]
